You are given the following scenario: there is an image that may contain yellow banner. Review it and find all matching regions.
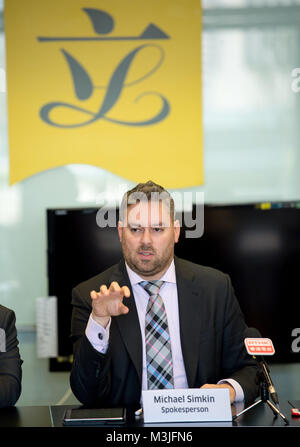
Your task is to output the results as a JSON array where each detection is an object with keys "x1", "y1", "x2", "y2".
[{"x1": 5, "y1": 0, "x2": 203, "y2": 187}]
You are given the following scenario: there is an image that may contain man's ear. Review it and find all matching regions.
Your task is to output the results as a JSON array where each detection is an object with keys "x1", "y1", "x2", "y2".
[
  {"x1": 174, "y1": 219, "x2": 180, "y2": 243},
  {"x1": 117, "y1": 221, "x2": 123, "y2": 242}
]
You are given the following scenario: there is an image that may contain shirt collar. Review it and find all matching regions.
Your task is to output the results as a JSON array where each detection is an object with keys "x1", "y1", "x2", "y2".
[{"x1": 125, "y1": 259, "x2": 176, "y2": 286}]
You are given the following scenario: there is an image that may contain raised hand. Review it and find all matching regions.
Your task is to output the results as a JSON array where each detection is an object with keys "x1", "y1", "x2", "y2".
[{"x1": 90, "y1": 281, "x2": 131, "y2": 328}]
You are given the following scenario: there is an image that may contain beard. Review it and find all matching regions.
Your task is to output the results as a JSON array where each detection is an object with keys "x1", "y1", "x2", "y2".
[{"x1": 121, "y1": 241, "x2": 174, "y2": 278}]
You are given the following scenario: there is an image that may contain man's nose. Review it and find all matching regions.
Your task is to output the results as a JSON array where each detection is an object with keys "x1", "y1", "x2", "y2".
[{"x1": 141, "y1": 228, "x2": 152, "y2": 244}]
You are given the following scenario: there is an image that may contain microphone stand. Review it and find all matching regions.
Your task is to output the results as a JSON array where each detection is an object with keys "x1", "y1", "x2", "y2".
[{"x1": 232, "y1": 357, "x2": 289, "y2": 425}]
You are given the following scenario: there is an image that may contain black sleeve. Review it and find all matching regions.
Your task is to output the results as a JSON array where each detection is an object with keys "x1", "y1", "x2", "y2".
[
  {"x1": 69, "y1": 287, "x2": 112, "y2": 406},
  {"x1": 0, "y1": 309, "x2": 22, "y2": 407},
  {"x1": 222, "y1": 275, "x2": 259, "y2": 405}
]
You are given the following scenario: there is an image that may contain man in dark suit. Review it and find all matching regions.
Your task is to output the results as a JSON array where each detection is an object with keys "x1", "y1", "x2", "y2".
[
  {"x1": 70, "y1": 181, "x2": 258, "y2": 410},
  {"x1": 0, "y1": 305, "x2": 22, "y2": 407}
]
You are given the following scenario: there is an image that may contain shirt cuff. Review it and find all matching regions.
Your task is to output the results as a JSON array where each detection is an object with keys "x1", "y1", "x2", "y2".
[
  {"x1": 217, "y1": 378, "x2": 245, "y2": 403},
  {"x1": 85, "y1": 313, "x2": 111, "y2": 354}
]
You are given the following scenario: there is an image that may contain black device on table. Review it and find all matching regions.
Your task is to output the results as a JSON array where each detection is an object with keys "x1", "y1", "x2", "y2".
[{"x1": 63, "y1": 407, "x2": 126, "y2": 426}]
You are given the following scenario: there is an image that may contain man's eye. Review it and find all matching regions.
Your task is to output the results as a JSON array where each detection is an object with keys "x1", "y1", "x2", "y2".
[
  {"x1": 131, "y1": 227, "x2": 141, "y2": 232},
  {"x1": 152, "y1": 227, "x2": 163, "y2": 232}
]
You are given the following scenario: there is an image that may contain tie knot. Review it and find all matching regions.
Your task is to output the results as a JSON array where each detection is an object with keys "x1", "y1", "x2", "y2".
[{"x1": 139, "y1": 280, "x2": 164, "y2": 296}]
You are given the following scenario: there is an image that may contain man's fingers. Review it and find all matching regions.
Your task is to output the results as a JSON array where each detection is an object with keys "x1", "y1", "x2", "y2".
[
  {"x1": 90, "y1": 290, "x2": 99, "y2": 300},
  {"x1": 200, "y1": 383, "x2": 235, "y2": 403},
  {"x1": 90, "y1": 285, "x2": 109, "y2": 301},
  {"x1": 108, "y1": 283, "x2": 130, "y2": 299},
  {"x1": 100, "y1": 285, "x2": 109, "y2": 295},
  {"x1": 90, "y1": 285, "x2": 130, "y2": 318},
  {"x1": 121, "y1": 286, "x2": 131, "y2": 298},
  {"x1": 109, "y1": 281, "x2": 121, "y2": 293},
  {"x1": 119, "y1": 303, "x2": 129, "y2": 314}
]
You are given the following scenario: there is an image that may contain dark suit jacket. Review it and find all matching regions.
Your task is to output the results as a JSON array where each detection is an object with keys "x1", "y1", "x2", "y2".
[
  {"x1": 0, "y1": 305, "x2": 22, "y2": 407},
  {"x1": 70, "y1": 257, "x2": 259, "y2": 409}
]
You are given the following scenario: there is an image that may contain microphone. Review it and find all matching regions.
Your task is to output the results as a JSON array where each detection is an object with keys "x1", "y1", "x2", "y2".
[{"x1": 244, "y1": 327, "x2": 279, "y2": 406}]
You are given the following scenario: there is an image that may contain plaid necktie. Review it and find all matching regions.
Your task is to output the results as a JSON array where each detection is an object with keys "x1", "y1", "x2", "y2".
[{"x1": 139, "y1": 280, "x2": 174, "y2": 389}]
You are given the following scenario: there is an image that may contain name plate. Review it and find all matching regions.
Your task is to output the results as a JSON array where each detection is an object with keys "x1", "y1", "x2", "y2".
[{"x1": 142, "y1": 388, "x2": 232, "y2": 424}]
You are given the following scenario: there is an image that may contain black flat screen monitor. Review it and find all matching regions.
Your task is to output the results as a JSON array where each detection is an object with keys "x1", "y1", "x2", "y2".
[{"x1": 47, "y1": 203, "x2": 300, "y2": 370}]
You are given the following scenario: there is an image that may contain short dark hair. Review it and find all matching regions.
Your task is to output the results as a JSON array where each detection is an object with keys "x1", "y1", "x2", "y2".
[{"x1": 120, "y1": 180, "x2": 175, "y2": 222}]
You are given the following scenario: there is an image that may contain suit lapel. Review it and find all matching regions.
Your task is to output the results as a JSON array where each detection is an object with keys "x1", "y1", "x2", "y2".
[
  {"x1": 175, "y1": 257, "x2": 205, "y2": 387},
  {"x1": 109, "y1": 260, "x2": 143, "y2": 384},
  {"x1": 109, "y1": 257, "x2": 205, "y2": 388}
]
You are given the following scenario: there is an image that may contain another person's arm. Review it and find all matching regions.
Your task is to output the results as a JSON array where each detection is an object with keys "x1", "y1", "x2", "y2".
[{"x1": 0, "y1": 307, "x2": 22, "y2": 407}]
